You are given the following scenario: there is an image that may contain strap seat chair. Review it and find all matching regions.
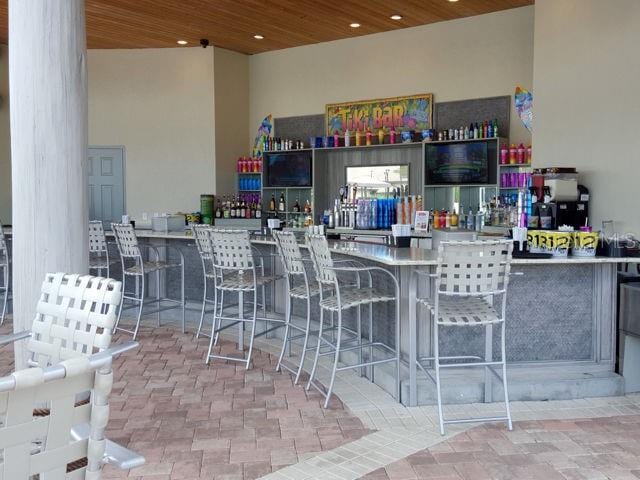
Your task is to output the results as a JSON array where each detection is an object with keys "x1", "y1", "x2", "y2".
[
  {"x1": 0, "y1": 222, "x2": 9, "y2": 325},
  {"x1": 89, "y1": 221, "x2": 114, "y2": 278},
  {"x1": 111, "y1": 223, "x2": 185, "y2": 339},
  {"x1": 415, "y1": 240, "x2": 515, "y2": 435},
  {"x1": 0, "y1": 272, "x2": 144, "y2": 473},
  {"x1": 305, "y1": 234, "x2": 401, "y2": 408},
  {"x1": 205, "y1": 229, "x2": 283, "y2": 369}
]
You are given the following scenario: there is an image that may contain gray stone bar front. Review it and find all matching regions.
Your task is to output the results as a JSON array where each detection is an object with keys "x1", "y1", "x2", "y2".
[{"x1": 105, "y1": 230, "x2": 637, "y2": 407}]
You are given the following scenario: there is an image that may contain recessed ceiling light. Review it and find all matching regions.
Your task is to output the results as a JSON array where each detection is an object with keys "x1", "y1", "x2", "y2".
[
  {"x1": 350, "y1": 23, "x2": 361, "y2": 28},
  {"x1": 390, "y1": 14, "x2": 403, "y2": 20},
  {"x1": 448, "y1": 0, "x2": 459, "y2": 2},
  {"x1": 176, "y1": 40, "x2": 188, "y2": 45},
  {"x1": 254, "y1": 34, "x2": 264, "y2": 40}
]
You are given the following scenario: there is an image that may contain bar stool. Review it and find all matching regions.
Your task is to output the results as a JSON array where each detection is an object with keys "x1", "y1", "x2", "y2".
[
  {"x1": 305, "y1": 234, "x2": 400, "y2": 408},
  {"x1": 206, "y1": 229, "x2": 282, "y2": 369},
  {"x1": 272, "y1": 230, "x2": 325, "y2": 384},
  {"x1": 192, "y1": 224, "x2": 225, "y2": 339},
  {"x1": 0, "y1": 222, "x2": 9, "y2": 325},
  {"x1": 111, "y1": 222, "x2": 185, "y2": 339},
  {"x1": 415, "y1": 240, "x2": 514, "y2": 435},
  {"x1": 88, "y1": 220, "x2": 112, "y2": 278}
]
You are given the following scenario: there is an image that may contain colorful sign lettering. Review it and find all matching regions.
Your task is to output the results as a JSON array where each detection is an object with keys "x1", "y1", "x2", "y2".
[{"x1": 326, "y1": 93, "x2": 433, "y2": 135}]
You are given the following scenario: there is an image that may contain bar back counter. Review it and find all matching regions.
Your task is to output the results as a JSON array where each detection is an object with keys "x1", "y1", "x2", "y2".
[{"x1": 99, "y1": 229, "x2": 639, "y2": 407}]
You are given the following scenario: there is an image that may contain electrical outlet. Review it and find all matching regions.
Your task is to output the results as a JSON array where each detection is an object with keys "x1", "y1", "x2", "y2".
[{"x1": 142, "y1": 212, "x2": 148, "y2": 221}]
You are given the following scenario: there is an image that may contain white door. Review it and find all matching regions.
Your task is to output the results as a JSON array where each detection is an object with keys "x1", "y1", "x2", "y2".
[{"x1": 88, "y1": 147, "x2": 125, "y2": 228}]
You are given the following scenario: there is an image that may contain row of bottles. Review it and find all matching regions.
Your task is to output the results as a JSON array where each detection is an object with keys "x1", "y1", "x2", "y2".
[
  {"x1": 215, "y1": 195, "x2": 262, "y2": 220},
  {"x1": 267, "y1": 193, "x2": 312, "y2": 214},
  {"x1": 264, "y1": 137, "x2": 305, "y2": 152},
  {"x1": 331, "y1": 194, "x2": 422, "y2": 230},
  {"x1": 236, "y1": 156, "x2": 262, "y2": 173},
  {"x1": 500, "y1": 144, "x2": 532, "y2": 165},
  {"x1": 432, "y1": 206, "x2": 486, "y2": 231},
  {"x1": 436, "y1": 120, "x2": 499, "y2": 142}
]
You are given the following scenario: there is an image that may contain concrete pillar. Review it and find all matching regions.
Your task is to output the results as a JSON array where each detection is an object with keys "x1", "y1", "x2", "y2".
[{"x1": 9, "y1": 0, "x2": 89, "y2": 366}]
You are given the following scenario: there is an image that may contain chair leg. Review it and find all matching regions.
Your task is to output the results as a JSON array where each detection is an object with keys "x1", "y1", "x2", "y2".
[
  {"x1": 501, "y1": 321, "x2": 513, "y2": 431},
  {"x1": 196, "y1": 275, "x2": 208, "y2": 339},
  {"x1": 214, "y1": 290, "x2": 223, "y2": 346},
  {"x1": 132, "y1": 275, "x2": 145, "y2": 341},
  {"x1": 245, "y1": 289, "x2": 258, "y2": 370},
  {"x1": 357, "y1": 305, "x2": 363, "y2": 377},
  {"x1": 434, "y1": 320, "x2": 445, "y2": 436},
  {"x1": 156, "y1": 269, "x2": 161, "y2": 327},
  {"x1": 323, "y1": 310, "x2": 343, "y2": 409},
  {"x1": 275, "y1": 290, "x2": 292, "y2": 374},
  {"x1": 114, "y1": 268, "x2": 127, "y2": 333},
  {"x1": 180, "y1": 262, "x2": 185, "y2": 334},
  {"x1": 306, "y1": 307, "x2": 325, "y2": 392},
  {"x1": 294, "y1": 294, "x2": 313, "y2": 385},
  {"x1": 369, "y1": 302, "x2": 374, "y2": 382},
  {"x1": 0, "y1": 266, "x2": 7, "y2": 325}
]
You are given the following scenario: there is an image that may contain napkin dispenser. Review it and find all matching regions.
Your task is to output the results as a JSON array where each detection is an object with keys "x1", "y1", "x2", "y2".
[{"x1": 152, "y1": 215, "x2": 185, "y2": 232}]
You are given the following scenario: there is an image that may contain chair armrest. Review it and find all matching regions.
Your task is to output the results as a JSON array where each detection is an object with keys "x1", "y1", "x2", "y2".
[
  {"x1": 510, "y1": 271, "x2": 524, "y2": 277},
  {"x1": 327, "y1": 265, "x2": 398, "y2": 294},
  {"x1": 0, "y1": 330, "x2": 31, "y2": 346},
  {"x1": 101, "y1": 341, "x2": 139, "y2": 358},
  {"x1": 71, "y1": 424, "x2": 145, "y2": 470}
]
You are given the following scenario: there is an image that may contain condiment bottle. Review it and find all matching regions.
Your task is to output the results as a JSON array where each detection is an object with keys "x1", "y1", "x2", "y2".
[
  {"x1": 509, "y1": 144, "x2": 517, "y2": 164},
  {"x1": 517, "y1": 143, "x2": 525, "y2": 164}
]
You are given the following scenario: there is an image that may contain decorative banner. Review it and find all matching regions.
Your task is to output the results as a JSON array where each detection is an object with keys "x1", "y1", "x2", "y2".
[
  {"x1": 252, "y1": 114, "x2": 273, "y2": 157},
  {"x1": 514, "y1": 86, "x2": 533, "y2": 133},
  {"x1": 326, "y1": 93, "x2": 433, "y2": 136}
]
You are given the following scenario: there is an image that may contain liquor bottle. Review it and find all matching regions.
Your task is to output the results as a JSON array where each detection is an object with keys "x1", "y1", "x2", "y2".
[
  {"x1": 344, "y1": 128, "x2": 350, "y2": 147},
  {"x1": 464, "y1": 126, "x2": 469, "y2": 140},
  {"x1": 390, "y1": 126, "x2": 396, "y2": 144},
  {"x1": 365, "y1": 128, "x2": 372, "y2": 146},
  {"x1": 293, "y1": 197, "x2": 301, "y2": 213},
  {"x1": 473, "y1": 123, "x2": 479, "y2": 139},
  {"x1": 304, "y1": 199, "x2": 311, "y2": 214},
  {"x1": 278, "y1": 192, "x2": 286, "y2": 212},
  {"x1": 230, "y1": 196, "x2": 237, "y2": 218},
  {"x1": 255, "y1": 203, "x2": 262, "y2": 219},
  {"x1": 355, "y1": 129, "x2": 362, "y2": 146},
  {"x1": 223, "y1": 197, "x2": 230, "y2": 219},
  {"x1": 269, "y1": 194, "x2": 276, "y2": 212},
  {"x1": 493, "y1": 119, "x2": 499, "y2": 138},
  {"x1": 215, "y1": 200, "x2": 222, "y2": 219},
  {"x1": 450, "y1": 208, "x2": 459, "y2": 228},
  {"x1": 487, "y1": 121, "x2": 493, "y2": 138},
  {"x1": 378, "y1": 129, "x2": 385, "y2": 145},
  {"x1": 466, "y1": 208, "x2": 474, "y2": 230},
  {"x1": 240, "y1": 200, "x2": 246, "y2": 218}
]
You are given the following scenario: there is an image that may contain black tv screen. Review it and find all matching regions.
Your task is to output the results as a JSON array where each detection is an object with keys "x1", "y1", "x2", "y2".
[
  {"x1": 266, "y1": 151, "x2": 312, "y2": 187},
  {"x1": 425, "y1": 142, "x2": 493, "y2": 185}
]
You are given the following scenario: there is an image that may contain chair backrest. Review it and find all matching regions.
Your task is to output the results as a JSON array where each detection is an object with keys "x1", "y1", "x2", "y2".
[
  {"x1": 209, "y1": 229, "x2": 255, "y2": 271},
  {"x1": 111, "y1": 222, "x2": 140, "y2": 258},
  {"x1": 89, "y1": 220, "x2": 108, "y2": 253},
  {"x1": 273, "y1": 230, "x2": 305, "y2": 275},
  {"x1": 435, "y1": 240, "x2": 513, "y2": 296},
  {"x1": 192, "y1": 224, "x2": 214, "y2": 259},
  {"x1": 306, "y1": 234, "x2": 336, "y2": 285},
  {"x1": 0, "y1": 355, "x2": 112, "y2": 479},
  {"x1": 27, "y1": 273, "x2": 122, "y2": 368}
]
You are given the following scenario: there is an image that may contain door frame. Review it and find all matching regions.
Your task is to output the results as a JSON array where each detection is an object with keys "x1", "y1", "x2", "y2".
[{"x1": 88, "y1": 145, "x2": 127, "y2": 218}]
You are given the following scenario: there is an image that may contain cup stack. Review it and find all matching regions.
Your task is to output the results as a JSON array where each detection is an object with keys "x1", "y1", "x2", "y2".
[{"x1": 392, "y1": 224, "x2": 412, "y2": 247}]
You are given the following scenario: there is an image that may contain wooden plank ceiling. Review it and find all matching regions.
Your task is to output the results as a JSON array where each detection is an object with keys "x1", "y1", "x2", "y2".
[{"x1": 0, "y1": 0, "x2": 533, "y2": 54}]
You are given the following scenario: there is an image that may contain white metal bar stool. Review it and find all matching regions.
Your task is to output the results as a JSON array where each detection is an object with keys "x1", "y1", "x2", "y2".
[
  {"x1": 305, "y1": 234, "x2": 401, "y2": 408},
  {"x1": 111, "y1": 222, "x2": 185, "y2": 339},
  {"x1": 205, "y1": 229, "x2": 282, "y2": 369},
  {"x1": 192, "y1": 224, "x2": 225, "y2": 339},
  {"x1": 89, "y1": 220, "x2": 112, "y2": 278},
  {"x1": 416, "y1": 239, "x2": 515, "y2": 435},
  {"x1": 0, "y1": 221, "x2": 10, "y2": 325},
  {"x1": 272, "y1": 230, "x2": 325, "y2": 384}
]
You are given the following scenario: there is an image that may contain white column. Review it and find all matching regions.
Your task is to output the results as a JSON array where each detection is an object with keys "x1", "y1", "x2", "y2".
[{"x1": 9, "y1": 0, "x2": 89, "y2": 366}]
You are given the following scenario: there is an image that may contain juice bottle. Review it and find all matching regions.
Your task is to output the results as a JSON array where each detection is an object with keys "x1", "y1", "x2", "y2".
[
  {"x1": 433, "y1": 210, "x2": 441, "y2": 229},
  {"x1": 509, "y1": 144, "x2": 517, "y2": 164},
  {"x1": 517, "y1": 143, "x2": 525, "y2": 164}
]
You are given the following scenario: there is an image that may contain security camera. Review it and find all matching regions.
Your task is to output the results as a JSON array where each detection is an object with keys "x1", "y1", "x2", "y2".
[{"x1": 200, "y1": 39, "x2": 210, "y2": 48}]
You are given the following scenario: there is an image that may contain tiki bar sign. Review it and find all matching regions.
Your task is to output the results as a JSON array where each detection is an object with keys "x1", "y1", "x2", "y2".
[{"x1": 326, "y1": 93, "x2": 433, "y2": 135}]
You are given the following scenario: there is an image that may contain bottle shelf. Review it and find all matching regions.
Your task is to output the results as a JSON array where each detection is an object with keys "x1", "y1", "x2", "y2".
[
  {"x1": 499, "y1": 163, "x2": 532, "y2": 168},
  {"x1": 238, "y1": 171, "x2": 262, "y2": 175}
]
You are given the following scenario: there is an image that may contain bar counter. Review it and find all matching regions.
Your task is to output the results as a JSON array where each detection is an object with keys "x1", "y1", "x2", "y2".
[
  {"x1": 7, "y1": 227, "x2": 638, "y2": 406},
  {"x1": 120, "y1": 229, "x2": 639, "y2": 407}
]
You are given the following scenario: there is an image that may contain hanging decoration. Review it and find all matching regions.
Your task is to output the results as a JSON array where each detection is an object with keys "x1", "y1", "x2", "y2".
[
  {"x1": 514, "y1": 86, "x2": 533, "y2": 133},
  {"x1": 252, "y1": 114, "x2": 273, "y2": 158}
]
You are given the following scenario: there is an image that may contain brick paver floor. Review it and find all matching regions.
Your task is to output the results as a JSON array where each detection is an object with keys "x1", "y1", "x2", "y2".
[
  {"x1": 361, "y1": 415, "x2": 640, "y2": 480},
  {"x1": 0, "y1": 321, "x2": 370, "y2": 479}
]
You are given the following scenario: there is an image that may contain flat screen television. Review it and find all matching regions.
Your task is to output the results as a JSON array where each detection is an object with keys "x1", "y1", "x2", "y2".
[
  {"x1": 265, "y1": 151, "x2": 313, "y2": 187},
  {"x1": 425, "y1": 141, "x2": 497, "y2": 186}
]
